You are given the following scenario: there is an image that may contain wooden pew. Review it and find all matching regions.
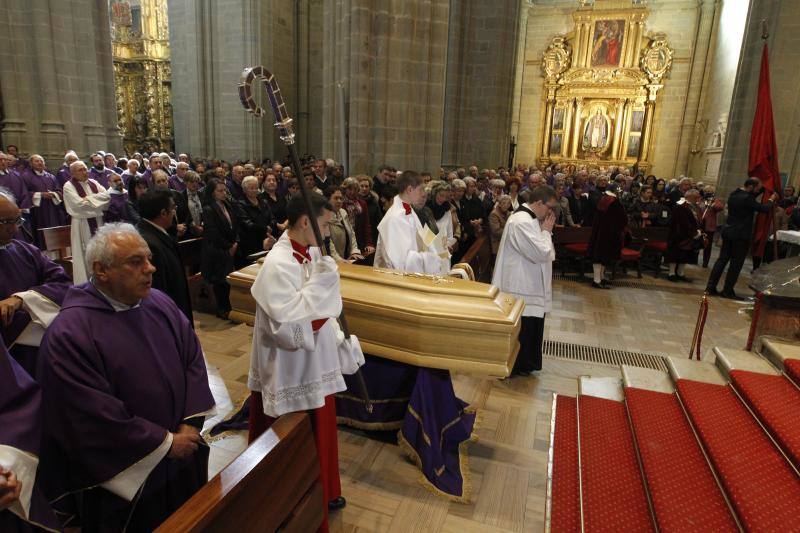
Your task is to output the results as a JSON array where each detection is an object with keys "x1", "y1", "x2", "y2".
[
  {"x1": 179, "y1": 236, "x2": 218, "y2": 314},
  {"x1": 458, "y1": 234, "x2": 493, "y2": 282},
  {"x1": 39, "y1": 225, "x2": 73, "y2": 278},
  {"x1": 552, "y1": 226, "x2": 593, "y2": 277},
  {"x1": 630, "y1": 226, "x2": 670, "y2": 277},
  {"x1": 156, "y1": 412, "x2": 324, "y2": 533}
]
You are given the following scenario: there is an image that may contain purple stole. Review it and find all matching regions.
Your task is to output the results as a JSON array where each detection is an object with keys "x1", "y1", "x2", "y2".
[{"x1": 71, "y1": 178, "x2": 100, "y2": 235}]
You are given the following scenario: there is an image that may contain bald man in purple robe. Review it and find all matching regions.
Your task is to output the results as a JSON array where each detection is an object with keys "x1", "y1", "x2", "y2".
[
  {"x1": 0, "y1": 191, "x2": 70, "y2": 378},
  {"x1": 0, "y1": 154, "x2": 33, "y2": 243},
  {"x1": 22, "y1": 155, "x2": 68, "y2": 248},
  {"x1": 0, "y1": 337, "x2": 60, "y2": 533},
  {"x1": 38, "y1": 223, "x2": 215, "y2": 532},
  {"x1": 55, "y1": 150, "x2": 79, "y2": 188}
]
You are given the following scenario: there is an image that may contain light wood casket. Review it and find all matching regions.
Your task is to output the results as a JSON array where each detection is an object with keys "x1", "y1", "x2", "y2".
[{"x1": 228, "y1": 262, "x2": 523, "y2": 377}]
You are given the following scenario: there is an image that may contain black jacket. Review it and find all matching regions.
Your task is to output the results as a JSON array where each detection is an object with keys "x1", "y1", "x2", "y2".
[
  {"x1": 137, "y1": 220, "x2": 194, "y2": 325},
  {"x1": 722, "y1": 189, "x2": 773, "y2": 241},
  {"x1": 201, "y1": 202, "x2": 238, "y2": 284},
  {"x1": 233, "y1": 197, "x2": 276, "y2": 264}
]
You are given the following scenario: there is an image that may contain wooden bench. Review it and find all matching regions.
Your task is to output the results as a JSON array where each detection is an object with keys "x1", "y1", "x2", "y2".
[
  {"x1": 39, "y1": 225, "x2": 73, "y2": 278},
  {"x1": 156, "y1": 412, "x2": 324, "y2": 533},
  {"x1": 630, "y1": 226, "x2": 670, "y2": 277},
  {"x1": 552, "y1": 226, "x2": 593, "y2": 277},
  {"x1": 458, "y1": 234, "x2": 493, "y2": 282}
]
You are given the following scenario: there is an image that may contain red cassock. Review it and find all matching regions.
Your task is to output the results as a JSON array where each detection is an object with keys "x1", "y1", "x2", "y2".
[{"x1": 248, "y1": 242, "x2": 342, "y2": 533}]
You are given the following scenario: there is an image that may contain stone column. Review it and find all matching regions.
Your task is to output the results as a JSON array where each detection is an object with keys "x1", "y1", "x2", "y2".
[
  {"x1": 673, "y1": 0, "x2": 717, "y2": 176},
  {"x1": 323, "y1": 0, "x2": 451, "y2": 174}
]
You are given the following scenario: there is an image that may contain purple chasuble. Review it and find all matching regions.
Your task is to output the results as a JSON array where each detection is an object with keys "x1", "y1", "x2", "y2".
[
  {"x1": 0, "y1": 338, "x2": 60, "y2": 532},
  {"x1": 105, "y1": 192, "x2": 132, "y2": 223},
  {"x1": 88, "y1": 167, "x2": 112, "y2": 188},
  {"x1": 0, "y1": 170, "x2": 34, "y2": 243},
  {"x1": 55, "y1": 165, "x2": 71, "y2": 187},
  {"x1": 38, "y1": 283, "x2": 214, "y2": 531},
  {"x1": 168, "y1": 175, "x2": 187, "y2": 192},
  {"x1": 0, "y1": 239, "x2": 70, "y2": 377},
  {"x1": 22, "y1": 170, "x2": 67, "y2": 247}
]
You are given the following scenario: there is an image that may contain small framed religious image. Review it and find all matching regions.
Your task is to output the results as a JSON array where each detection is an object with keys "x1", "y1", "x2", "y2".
[
  {"x1": 626, "y1": 135, "x2": 641, "y2": 158},
  {"x1": 550, "y1": 133, "x2": 563, "y2": 155},
  {"x1": 591, "y1": 20, "x2": 625, "y2": 68},
  {"x1": 552, "y1": 108, "x2": 565, "y2": 131},
  {"x1": 631, "y1": 110, "x2": 645, "y2": 133}
]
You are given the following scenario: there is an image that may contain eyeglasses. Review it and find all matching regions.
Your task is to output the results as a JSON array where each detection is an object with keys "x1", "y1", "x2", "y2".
[{"x1": 0, "y1": 216, "x2": 24, "y2": 226}]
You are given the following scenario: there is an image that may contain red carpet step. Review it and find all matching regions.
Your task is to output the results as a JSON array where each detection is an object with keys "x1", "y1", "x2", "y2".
[
  {"x1": 783, "y1": 359, "x2": 800, "y2": 386},
  {"x1": 625, "y1": 387, "x2": 738, "y2": 532},
  {"x1": 676, "y1": 379, "x2": 800, "y2": 531},
  {"x1": 730, "y1": 369, "x2": 800, "y2": 469},
  {"x1": 578, "y1": 395, "x2": 654, "y2": 532},
  {"x1": 549, "y1": 395, "x2": 580, "y2": 533}
]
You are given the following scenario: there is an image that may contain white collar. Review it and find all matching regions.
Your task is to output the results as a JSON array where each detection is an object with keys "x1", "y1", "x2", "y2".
[
  {"x1": 93, "y1": 283, "x2": 141, "y2": 311},
  {"x1": 34, "y1": 170, "x2": 44, "y2": 176},
  {"x1": 143, "y1": 217, "x2": 169, "y2": 235},
  {"x1": 676, "y1": 198, "x2": 686, "y2": 205},
  {"x1": 604, "y1": 191, "x2": 616, "y2": 197}
]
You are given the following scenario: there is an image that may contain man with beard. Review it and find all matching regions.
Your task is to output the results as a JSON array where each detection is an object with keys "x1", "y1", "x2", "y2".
[
  {"x1": 38, "y1": 224, "x2": 215, "y2": 532},
  {"x1": 89, "y1": 153, "x2": 113, "y2": 188}
]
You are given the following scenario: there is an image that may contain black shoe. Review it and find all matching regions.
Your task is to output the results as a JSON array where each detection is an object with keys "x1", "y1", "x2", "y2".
[
  {"x1": 328, "y1": 496, "x2": 347, "y2": 511},
  {"x1": 667, "y1": 274, "x2": 680, "y2": 282},
  {"x1": 591, "y1": 281, "x2": 610, "y2": 289},
  {"x1": 705, "y1": 288, "x2": 719, "y2": 296},
  {"x1": 676, "y1": 275, "x2": 693, "y2": 283},
  {"x1": 600, "y1": 279, "x2": 611, "y2": 287},
  {"x1": 215, "y1": 309, "x2": 230, "y2": 320},
  {"x1": 720, "y1": 291, "x2": 744, "y2": 301}
]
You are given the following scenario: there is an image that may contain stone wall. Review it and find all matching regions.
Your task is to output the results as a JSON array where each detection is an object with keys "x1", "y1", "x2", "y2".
[
  {"x1": 717, "y1": 0, "x2": 800, "y2": 196},
  {"x1": 0, "y1": 0, "x2": 122, "y2": 162},
  {"x1": 441, "y1": 0, "x2": 520, "y2": 170}
]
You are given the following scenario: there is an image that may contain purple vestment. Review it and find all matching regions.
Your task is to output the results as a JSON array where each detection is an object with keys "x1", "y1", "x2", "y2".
[
  {"x1": 88, "y1": 167, "x2": 112, "y2": 188},
  {"x1": 0, "y1": 169, "x2": 34, "y2": 242},
  {"x1": 140, "y1": 168, "x2": 154, "y2": 188},
  {"x1": 0, "y1": 239, "x2": 70, "y2": 377},
  {"x1": 105, "y1": 192, "x2": 133, "y2": 223},
  {"x1": 54, "y1": 165, "x2": 71, "y2": 188},
  {"x1": 168, "y1": 175, "x2": 187, "y2": 192},
  {"x1": 22, "y1": 170, "x2": 68, "y2": 247},
  {"x1": 0, "y1": 338, "x2": 60, "y2": 532},
  {"x1": 38, "y1": 283, "x2": 215, "y2": 531}
]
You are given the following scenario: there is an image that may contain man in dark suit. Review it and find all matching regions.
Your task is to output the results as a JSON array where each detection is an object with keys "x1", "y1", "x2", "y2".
[
  {"x1": 705, "y1": 177, "x2": 777, "y2": 300},
  {"x1": 136, "y1": 190, "x2": 194, "y2": 324}
]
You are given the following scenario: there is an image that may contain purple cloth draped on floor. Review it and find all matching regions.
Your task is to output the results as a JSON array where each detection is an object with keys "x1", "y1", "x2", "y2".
[
  {"x1": 0, "y1": 239, "x2": 71, "y2": 377},
  {"x1": 336, "y1": 355, "x2": 477, "y2": 501},
  {"x1": 0, "y1": 338, "x2": 60, "y2": 533},
  {"x1": 38, "y1": 283, "x2": 215, "y2": 531},
  {"x1": 22, "y1": 170, "x2": 67, "y2": 247}
]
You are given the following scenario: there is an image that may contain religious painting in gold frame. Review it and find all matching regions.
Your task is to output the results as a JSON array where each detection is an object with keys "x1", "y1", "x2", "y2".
[{"x1": 590, "y1": 19, "x2": 625, "y2": 68}]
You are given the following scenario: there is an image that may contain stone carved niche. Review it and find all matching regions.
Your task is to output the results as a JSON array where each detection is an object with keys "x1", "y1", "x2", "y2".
[{"x1": 538, "y1": 0, "x2": 672, "y2": 172}]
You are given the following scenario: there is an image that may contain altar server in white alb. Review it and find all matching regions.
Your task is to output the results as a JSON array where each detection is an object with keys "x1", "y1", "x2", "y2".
[
  {"x1": 248, "y1": 192, "x2": 364, "y2": 532},
  {"x1": 62, "y1": 160, "x2": 110, "y2": 283},
  {"x1": 492, "y1": 186, "x2": 558, "y2": 376},
  {"x1": 374, "y1": 170, "x2": 449, "y2": 275}
]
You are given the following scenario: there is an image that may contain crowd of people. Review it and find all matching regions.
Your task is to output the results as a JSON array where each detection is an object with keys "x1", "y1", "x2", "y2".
[{"x1": 1, "y1": 141, "x2": 798, "y2": 531}]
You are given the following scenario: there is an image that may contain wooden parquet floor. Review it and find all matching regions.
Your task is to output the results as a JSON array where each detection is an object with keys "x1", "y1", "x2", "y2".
[{"x1": 198, "y1": 262, "x2": 753, "y2": 532}]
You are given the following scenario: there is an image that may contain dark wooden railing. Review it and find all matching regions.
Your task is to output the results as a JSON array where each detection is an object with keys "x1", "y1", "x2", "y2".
[{"x1": 156, "y1": 412, "x2": 323, "y2": 533}]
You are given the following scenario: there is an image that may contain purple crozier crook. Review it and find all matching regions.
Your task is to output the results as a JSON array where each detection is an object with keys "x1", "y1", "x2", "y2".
[{"x1": 239, "y1": 66, "x2": 373, "y2": 412}]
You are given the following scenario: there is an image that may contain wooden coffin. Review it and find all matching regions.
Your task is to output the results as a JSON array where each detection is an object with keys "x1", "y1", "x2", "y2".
[{"x1": 228, "y1": 262, "x2": 523, "y2": 377}]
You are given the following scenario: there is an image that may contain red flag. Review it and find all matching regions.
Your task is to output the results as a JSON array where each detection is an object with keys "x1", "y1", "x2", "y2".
[{"x1": 748, "y1": 43, "x2": 781, "y2": 257}]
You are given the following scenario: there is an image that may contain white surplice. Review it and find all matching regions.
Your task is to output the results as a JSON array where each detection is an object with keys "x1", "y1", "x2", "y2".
[
  {"x1": 248, "y1": 232, "x2": 364, "y2": 418},
  {"x1": 491, "y1": 206, "x2": 554, "y2": 317},
  {"x1": 63, "y1": 179, "x2": 110, "y2": 283},
  {"x1": 374, "y1": 195, "x2": 445, "y2": 275}
]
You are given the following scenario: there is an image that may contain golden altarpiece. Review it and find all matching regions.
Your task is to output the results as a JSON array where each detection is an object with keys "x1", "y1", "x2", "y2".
[
  {"x1": 109, "y1": 0, "x2": 174, "y2": 154},
  {"x1": 537, "y1": 1, "x2": 673, "y2": 172}
]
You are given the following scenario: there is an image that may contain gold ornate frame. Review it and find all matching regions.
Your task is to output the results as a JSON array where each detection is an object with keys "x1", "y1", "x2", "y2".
[{"x1": 538, "y1": 1, "x2": 673, "y2": 172}]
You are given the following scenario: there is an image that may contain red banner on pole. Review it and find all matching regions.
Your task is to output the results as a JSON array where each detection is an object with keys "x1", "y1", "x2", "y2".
[{"x1": 748, "y1": 43, "x2": 781, "y2": 257}]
